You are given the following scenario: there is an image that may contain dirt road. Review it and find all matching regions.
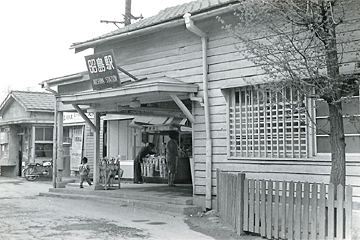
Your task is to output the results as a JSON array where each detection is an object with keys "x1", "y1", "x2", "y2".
[{"x1": 0, "y1": 177, "x2": 213, "y2": 240}]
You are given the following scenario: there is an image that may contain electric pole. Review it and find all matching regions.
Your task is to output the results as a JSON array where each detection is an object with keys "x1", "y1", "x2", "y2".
[{"x1": 100, "y1": 0, "x2": 143, "y2": 28}]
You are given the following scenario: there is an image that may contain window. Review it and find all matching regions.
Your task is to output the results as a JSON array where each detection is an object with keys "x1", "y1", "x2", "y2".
[
  {"x1": 35, "y1": 127, "x2": 53, "y2": 158},
  {"x1": 316, "y1": 92, "x2": 360, "y2": 153},
  {"x1": 35, "y1": 127, "x2": 53, "y2": 141},
  {"x1": 0, "y1": 129, "x2": 9, "y2": 160},
  {"x1": 228, "y1": 85, "x2": 360, "y2": 158},
  {"x1": 228, "y1": 86, "x2": 309, "y2": 158}
]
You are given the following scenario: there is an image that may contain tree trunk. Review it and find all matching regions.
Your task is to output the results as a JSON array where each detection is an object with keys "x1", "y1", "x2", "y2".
[{"x1": 328, "y1": 102, "x2": 346, "y2": 187}]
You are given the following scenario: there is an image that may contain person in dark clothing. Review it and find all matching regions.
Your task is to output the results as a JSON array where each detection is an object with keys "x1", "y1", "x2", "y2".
[
  {"x1": 166, "y1": 131, "x2": 179, "y2": 187},
  {"x1": 134, "y1": 142, "x2": 156, "y2": 184}
]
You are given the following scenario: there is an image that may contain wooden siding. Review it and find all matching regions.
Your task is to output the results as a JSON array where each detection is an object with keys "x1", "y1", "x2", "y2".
[
  {"x1": 189, "y1": 13, "x2": 360, "y2": 204},
  {"x1": 81, "y1": 7, "x2": 360, "y2": 208}
]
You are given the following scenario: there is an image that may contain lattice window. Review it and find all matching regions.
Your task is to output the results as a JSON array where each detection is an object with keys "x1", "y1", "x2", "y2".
[{"x1": 229, "y1": 86, "x2": 309, "y2": 158}]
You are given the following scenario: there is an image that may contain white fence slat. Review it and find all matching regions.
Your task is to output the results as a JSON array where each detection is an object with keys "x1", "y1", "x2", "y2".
[
  {"x1": 303, "y1": 182, "x2": 310, "y2": 240},
  {"x1": 280, "y1": 181, "x2": 287, "y2": 239},
  {"x1": 255, "y1": 179, "x2": 260, "y2": 234},
  {"x1": 260, "y1": 180, "x2": 266, "y2": 237},
  {"x1": 243, "y1": 178, "x2": 249, "y2": 231},
  {"x1": 237, "y1": 173, "x2": 245, "y2": 235},
  {"x1": 345, "y1": 186, "x2": 352, "y2": 240},
  {"x1": 319, "y1": 183, "x2": 326, "y2": 240},
  {"x1": 249, "y1": 179, "x2": 255, "y2": 232},
  {"x1": 328, "y1": 184, "x2": 335, "y2": 240},
  {"x1": 295, "y1": 182, "x2": 302, "y2": 239},
  {"x1": 266, "y1": 180, "x2": 273, "y2": 239},
  {"x1": 288, "y1": 181, "x2": 294, "y2": 240},
  {"x1": 310, "y1": 183, "x2": 318, "y2": 240},
  {"x1": 274, "y1": 181, "x2": 280, "y2": 239},
  {"x1": 336, "y1": 185, "x2": 344, "y2": 240}
]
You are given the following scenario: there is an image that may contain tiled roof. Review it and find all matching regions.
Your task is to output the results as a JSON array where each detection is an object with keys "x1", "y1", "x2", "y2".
[
  {"x1": 1, "y1": 91, "x2": 55, "y2": 113},
  {"x1": 71, "y1": 0, "x2": 238, "y2": 48}
]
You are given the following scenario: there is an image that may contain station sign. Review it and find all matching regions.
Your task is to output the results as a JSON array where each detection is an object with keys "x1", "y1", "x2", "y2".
[{"x1": 85, "y1": 50, "x2": 120, "y2": 90}]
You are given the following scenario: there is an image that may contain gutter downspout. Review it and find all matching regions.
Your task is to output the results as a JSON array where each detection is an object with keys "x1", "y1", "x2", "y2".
[
  {"x1": 43, "y1": 83, "x2": 58, "y2": 189},
  {"x1": 184, "y1": 13, "x2": 212, "y2": 210}
]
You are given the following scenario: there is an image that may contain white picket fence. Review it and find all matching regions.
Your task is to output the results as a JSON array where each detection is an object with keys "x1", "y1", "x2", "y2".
[{"x1": 216, "y1": 170, "x2": 353, "y2": 240}]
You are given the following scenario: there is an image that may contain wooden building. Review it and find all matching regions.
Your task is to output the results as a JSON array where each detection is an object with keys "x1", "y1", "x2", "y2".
[
  {"x1": 0, "y1": 91, "x2": 98, "y2": 178},
  {"x1": 41, "y1": 0, "x2": 360, "y2": 208}
]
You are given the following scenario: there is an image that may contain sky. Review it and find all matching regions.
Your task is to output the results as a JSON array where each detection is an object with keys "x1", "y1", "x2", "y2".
[{"x1": 0, "y1": 0, "x2": 194, "y2": 102}]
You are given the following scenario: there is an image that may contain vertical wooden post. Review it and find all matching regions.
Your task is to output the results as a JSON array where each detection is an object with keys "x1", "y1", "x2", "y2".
[
  {"x1": 274, "y1": 181, "x2": 280, "y2": 239},
  {"x1": 124, "y1": 0, "x2": 131, "y2": 26},
  {"x1": 310, "y1": 183, "x2": 318, "y2": 239},
  {"x1": 303, "y1": 182, "x2": 310, "y2": 240},
  {"x1": 244, "y1": 179, "x2": 249, "y2": 231},
  {"x1": 249, "y1": 179, "x2": 255, "y2": 232},
  {"x1": 280, "y1": 181, "x2": 287, "y2": 239},
  {"x1": 260, "y1": 180, "x2": 266, "y2": 237},
  {"x1": 288, "y1": 181, "x2": 294, "y2": 240},
  {"x1": 93, "y1": 112, "x2": 101, "y2": 190},
  {"x1": 266, "y1": 180, "x2": 273, "y2": 239},
  {"x1": 255, "y1": 179, "x2": 260, "y2": 234},
  {"x1": 236, "y1": 172, "x2": 245, "y2": 235},
  {"x1": 345, "y1": 186, "x2": 352, "y2": 240},
  {"x1": 319, "y1": 183, "x2": 326, "y2": 239},
  {"x1": 31, "y1": 125, "x2": 36, "y2": 164},
  {"x1": 336, "y1": 185, "x2": 344, "y2": 239},
  {"x1": 328, "y1": 184, "x2": 335, "y2": 240},
  {"x1": 294, "y1": 182, "x2": 302, "y2": 239},
  {"x1": 57, "y1": 111, "x2": 63, "y2": 183},
  {"x1": 216, "y1": 169, "x2": 220, "y2": 211}
]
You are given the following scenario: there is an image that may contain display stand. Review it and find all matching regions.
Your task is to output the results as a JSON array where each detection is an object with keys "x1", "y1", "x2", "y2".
[
  {"x1": 141, "y1": 155, "x2": 168, "y2": 180},
  {"x1": 99, "y1": 157, "x2": 123, "y2": 190}
]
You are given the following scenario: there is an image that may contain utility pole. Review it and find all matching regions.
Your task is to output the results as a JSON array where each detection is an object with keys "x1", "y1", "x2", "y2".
[
  {"x1": 100, "y1": 0, "x2": 143, "y2": 28},
  {"x1": 124, "y1": 0, "x2": 132, "y2": 26}
]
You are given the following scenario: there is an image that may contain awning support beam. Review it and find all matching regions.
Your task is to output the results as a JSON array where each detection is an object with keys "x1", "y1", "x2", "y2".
[
  {"x1": 72, "y1": 104, "x2": 97, "y2": 132},
  {"x1": 117, "y1": 66, "x2": 147, "y2": 82},
  {"x1": 169, "y1": 93, "x2": 195, "y2": 124}
]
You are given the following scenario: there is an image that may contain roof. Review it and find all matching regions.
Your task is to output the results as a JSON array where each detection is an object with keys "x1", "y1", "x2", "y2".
[
  {"x1": 70, "y1": 0, "x2": 239, "y2": 51},
  {"x1": 0, "y1": 91, "x2": 55, "y2": 115}
]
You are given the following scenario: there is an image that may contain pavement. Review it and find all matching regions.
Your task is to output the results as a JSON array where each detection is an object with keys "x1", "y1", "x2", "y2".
[
  {"x1": 39, "y1": 177, "x2": 203, "y2": 216},
  {"x1": 4, "y1": 176, "x2": 359, "y2": 239}
]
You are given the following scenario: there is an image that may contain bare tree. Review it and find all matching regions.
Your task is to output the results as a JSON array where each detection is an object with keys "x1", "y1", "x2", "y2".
[{"x1": 218, "y1": 0, "x2": 360, "y2": 187}]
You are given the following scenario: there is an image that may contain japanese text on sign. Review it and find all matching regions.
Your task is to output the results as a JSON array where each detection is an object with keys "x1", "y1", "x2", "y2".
[{"x1": 85, "y1": 50, "x2": 120, "y2": 90}]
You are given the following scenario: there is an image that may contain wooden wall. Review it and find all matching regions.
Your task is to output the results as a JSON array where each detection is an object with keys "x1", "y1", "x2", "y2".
[{"x1": 88, "y1": 7, "x2": 360, "y2": 206}]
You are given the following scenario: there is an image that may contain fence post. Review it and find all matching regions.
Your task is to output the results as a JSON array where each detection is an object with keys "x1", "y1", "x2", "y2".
[
  {"x1": 237, "y1": 172, "x2": 245, "y2": 235},
  {"x1": 345, "y1": 185, "x2": 352, "y2": 240},
  {"x1": 216, "y1": 169, "x2": 220, "y2": 212}
]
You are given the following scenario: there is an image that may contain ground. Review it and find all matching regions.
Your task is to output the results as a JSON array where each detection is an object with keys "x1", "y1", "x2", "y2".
[{"x1": 185, "y1": 211, "x2": 262, "y2": 240}]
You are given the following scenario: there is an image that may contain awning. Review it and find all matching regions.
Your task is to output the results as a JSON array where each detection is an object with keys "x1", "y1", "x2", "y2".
[
  {"x1": 103, "y1": 114, "x2": 188, "y2": 129},
  {"x1": 59, "y1": 76, "x2": 198, "y2": 107}
]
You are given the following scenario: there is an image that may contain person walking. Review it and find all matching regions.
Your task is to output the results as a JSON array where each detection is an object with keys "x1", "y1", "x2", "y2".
[
  {"x1": 79, "y1": 157, "x2": 92, "y2": 188},
  {"x1": 166, "y1": 131, "x2": 178, "y2": 187},
  {"x1": 134, "y1": 142, "x2": 156, "y2": 184}
]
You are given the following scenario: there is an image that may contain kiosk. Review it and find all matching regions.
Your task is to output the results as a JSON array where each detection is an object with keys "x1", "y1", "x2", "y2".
[{"x1": 140, "y1": 124, "x2": 192, "y2": 184}]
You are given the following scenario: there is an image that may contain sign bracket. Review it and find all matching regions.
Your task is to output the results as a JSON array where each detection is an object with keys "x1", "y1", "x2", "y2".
[{"x1": 116, "y1": 66, "x2": 146, "y2": 82}]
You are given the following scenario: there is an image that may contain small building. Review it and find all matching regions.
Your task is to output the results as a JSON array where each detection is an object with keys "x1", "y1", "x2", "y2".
[
  {"x1": 0, "y1": 91, "x2": 55, "y2": 177},
  {"x1": 0, "y1": 91, "x2": 99, "y2": 178}
]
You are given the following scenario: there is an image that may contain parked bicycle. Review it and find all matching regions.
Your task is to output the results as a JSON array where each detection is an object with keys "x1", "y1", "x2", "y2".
[{"x1": 23, "y1": 160, "x2": 52, "y2": 181}]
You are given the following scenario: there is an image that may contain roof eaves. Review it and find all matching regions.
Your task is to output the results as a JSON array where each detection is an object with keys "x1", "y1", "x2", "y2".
[{"x1": 70, "y1": 0, "x2": 240, "y2": 52}]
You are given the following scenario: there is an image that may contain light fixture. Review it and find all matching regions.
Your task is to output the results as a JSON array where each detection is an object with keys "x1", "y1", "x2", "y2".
[{"x1": 129, "y1": 98, "x2": 141, "y2": 108}]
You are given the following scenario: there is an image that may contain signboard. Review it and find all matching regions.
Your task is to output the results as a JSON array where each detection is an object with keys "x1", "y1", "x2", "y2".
[
  {"x1": 85, "y1": 50, "x2": 120, "y2": 90},
  {"x1": 70, "y1": 127, "x2": 84, "y2": 171},
  {"x1": 63, "y1": 112, "x2": 94, "y2": 124}
]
